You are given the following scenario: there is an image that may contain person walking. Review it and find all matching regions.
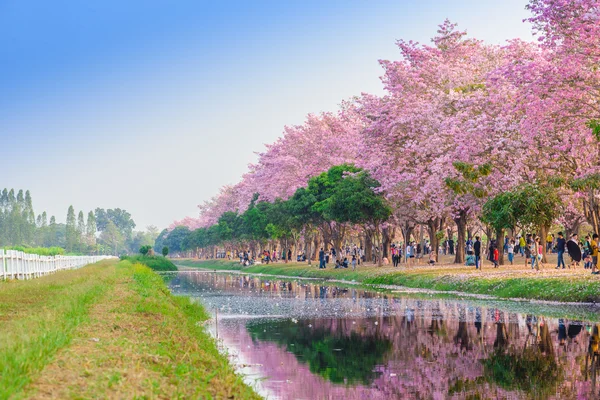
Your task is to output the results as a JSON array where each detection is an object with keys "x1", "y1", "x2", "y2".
[
  {"x1": 352, "y1": 254, "x2": 357, "y2": 271},
  {"x1": 507, "y1": 240, "x2": 515, "y2": 265},
  {"x1": 531, "y1": 236, "x2": 540, "y2": 270},
  {"x1": 406, "y1": 242, "x2": 413, "y2": 267},
  {"x1": 524, "y1": 234, "x2": 532, "y2": 267},
  {"x1": 567, "y1": 233, "x2": 582, "y2": 268},
  {"x1": 474, "y1": 236, "x2": 481, "y2": 270},
  {"x1": 489, "y1": 240, "x2": 498, "y2": 268},
  {"x1": 519, "y1": 236, "x2": 526, "y2": 257},
  {"x1": 555, "y1": 232, "x2": 566, "y2": 269},
  {"x1": 546, "y1": 233, "x2": 554, "y2": 253},
  {"x1": 391, "y1": 244, "x2": 399, "y2": 267},
  {"x1": 319, "y1": 248, "x2": 326, "y2": 269}
]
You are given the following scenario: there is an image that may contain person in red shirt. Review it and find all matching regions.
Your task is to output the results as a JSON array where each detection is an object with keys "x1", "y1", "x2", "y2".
[{"x1": 493, "y1": 247, "x2": 499, "y2": 268}]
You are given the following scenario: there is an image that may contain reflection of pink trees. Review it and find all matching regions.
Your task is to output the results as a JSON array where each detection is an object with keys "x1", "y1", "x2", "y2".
[{"x1": 182, "y1": 273, "x2": 595, "y2": 398}]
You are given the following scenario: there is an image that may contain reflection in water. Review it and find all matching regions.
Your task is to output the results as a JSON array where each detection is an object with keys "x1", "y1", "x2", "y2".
[
  {"x1": 170, "y1": 272, "x2": 599, "y2": 399},
  {"x1": 484, "y1": 314, "x2": 563, "y2": 398},
  {"x1": 247, "y1": 319, "x2": 392, "y2": 385}
]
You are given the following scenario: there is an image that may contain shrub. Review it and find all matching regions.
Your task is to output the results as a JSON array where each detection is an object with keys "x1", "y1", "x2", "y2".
[
  {"x1": 139, "y1": 245, "x2": 151, "y2": 256},
  {"x1": 3, "y1": 246, "x2": 65, "y2": 256}
]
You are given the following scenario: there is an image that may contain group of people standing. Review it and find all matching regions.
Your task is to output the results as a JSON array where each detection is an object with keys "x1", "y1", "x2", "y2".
[
  {"x1": 467, "y1": 232, "x2": 599, "y2": 273},
  {"x1": 318, "y1": 247, "x2": 359, "y2": 270}
]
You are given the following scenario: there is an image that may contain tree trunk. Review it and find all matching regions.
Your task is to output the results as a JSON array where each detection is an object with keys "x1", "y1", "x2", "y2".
[
  {"x1": 496, "y1": 227, "x2": 505, "y2": 266},
  {"x1": 485, "y1": 226, "x2": 493, "y2": 258},
  {"x1": 365, "y1": 234, "x2": 373, "y2": 263},
  {"x1": 374, "y1": 225, "x2": 383, "y2": 267},
  {"x1": 401, "y1": 223, "x2": 415, "y2": 263},
  {"x1": 540, "y1": 224, "x2": 550, "y2": 264},
  {"x1": 583, "y1": 191, "x2": 600, "y2": 235},
  {"x1": 322, "y1": 228, "x2": 330, "y2": 251},
  {"x1": 334, "y1": 236, "x2": 343, "y2": 258},
  {"x1": 427, "y1": 218, "x2": 440, "y2": 262},
  {"x1": 564, "y1": 220, "x2": 582, "y2": 239},
  {"x1": 453, "y1": 210, "x2": 467, "y2": 264},
  {"x1": 382, "y1": 226, "x2": 391, "y2": 259}
]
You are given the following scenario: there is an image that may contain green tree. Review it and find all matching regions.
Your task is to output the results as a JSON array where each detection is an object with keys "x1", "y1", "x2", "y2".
[
  {"x1": 511, "y1": 183, "x2": 562, "y2": 263},
  {"x1": 139, "y1": 245, "x2": 151, "y2": 255},
  {"x1": 65, "y1": 205, "x2": 77, "y2": 252},
  {"x1": 481, "y1": 192, "x2": 518, "y2": 265},
  {"x1": 313, "y1": 166, "x2": 391, "y2": 265},
  {"x1": 94, "y1": 208, "x2": 136, "y2": 241},
  {"x1": 286, "y1": 187, "x2": 322, "y2": 264},
  {"x1": 99, "y1": 220, "x2": 123, "y2": 255},
  {"x1": 241, "y1": 197, "x2": 271, "y2": 245},
  {"x1": 154, "y1": 229, "x2": 169, "y2": 252},
  {"x1": 162, "y1": 246, "x2": 169, "y2": 257},
  {"x1": 86, "y1": 211, "x2": 97, "y2": 247},
  {"x1": 164, "y1": 226, "x2": 191, "y2": 254},
  {"x1": 127, "y1": 228, "x2": 158, "y2": 254},
  {"x1": 77, "y1": 210, "x2": 86, "y2": 252},
  {"x1": 23, "y1": 190, "x2": 35, "y2": 244}
]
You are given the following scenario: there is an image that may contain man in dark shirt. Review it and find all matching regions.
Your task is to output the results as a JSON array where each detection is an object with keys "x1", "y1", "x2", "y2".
[
  {"x1": 474, "y1": 236, "x2": 481, "y2": 269},
  {"x1": 556, "y1": 232, "x2": 566, "y2": 269},
  {"x1": 319, "y1": 248, "x2": 326, "y2": 269}
]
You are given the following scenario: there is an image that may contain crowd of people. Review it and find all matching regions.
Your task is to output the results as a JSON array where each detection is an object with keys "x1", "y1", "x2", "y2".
[
  {"x1": 230, "y1": 230, "x2": 600, "y2": 274},
  {"x1": 465, "y1": 232, "x2": 599, "y2": 274}
]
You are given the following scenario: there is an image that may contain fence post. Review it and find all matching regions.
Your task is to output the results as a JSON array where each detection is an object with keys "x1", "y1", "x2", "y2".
[{"x1": 0, "y1": 249, "x2": 4, "y2": 281}]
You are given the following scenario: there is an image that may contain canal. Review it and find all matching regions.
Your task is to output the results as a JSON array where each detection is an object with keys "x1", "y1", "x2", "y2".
[{"x1": 169, "y1": 271, "x2": 600, "y2": 399}]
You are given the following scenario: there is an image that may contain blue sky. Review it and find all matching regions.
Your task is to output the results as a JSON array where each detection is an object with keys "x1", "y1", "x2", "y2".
[{"x1": 0, "y1": 0, "x2": 534, "y2": 230}]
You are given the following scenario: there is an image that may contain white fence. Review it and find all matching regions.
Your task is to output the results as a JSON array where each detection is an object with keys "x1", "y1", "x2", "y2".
[{"x1": 0, "y1": 250, "x2": 114, "y2": 281}]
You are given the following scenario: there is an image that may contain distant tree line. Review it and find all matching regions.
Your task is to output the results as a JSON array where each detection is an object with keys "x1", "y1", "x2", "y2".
[{"x1": 0, "y1": 188, "x2": 158, "y2": 255}]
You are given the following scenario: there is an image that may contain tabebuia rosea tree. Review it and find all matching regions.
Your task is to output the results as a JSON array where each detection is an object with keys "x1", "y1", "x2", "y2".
[{"x1": 164, "y1": 2, "x2": 600, "y2": 266}]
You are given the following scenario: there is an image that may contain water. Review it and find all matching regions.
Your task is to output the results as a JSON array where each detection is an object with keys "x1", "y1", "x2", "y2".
[{"x1": 169, "y1": 271, "x2": 600, "y2": 399}]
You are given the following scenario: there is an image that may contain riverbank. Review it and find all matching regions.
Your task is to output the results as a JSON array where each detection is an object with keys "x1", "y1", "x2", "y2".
[
  {"x1": 0, "y1": 259, "x2": 259, "y2": 399},
  {"x1": 177, "y1": 259, "x2": 600, "y2": 303}
]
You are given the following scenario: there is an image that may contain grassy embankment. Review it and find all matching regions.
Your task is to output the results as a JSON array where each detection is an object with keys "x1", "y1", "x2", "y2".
[
  {"x1": 0, "y1": 259, "x2": 259, "y2": 399},
  {"x1": 120, "y1": 254, "x2": 178, "y2": 271},
  {"x1": 177, "y1": 259, "x2": 600, "y2": 303}
]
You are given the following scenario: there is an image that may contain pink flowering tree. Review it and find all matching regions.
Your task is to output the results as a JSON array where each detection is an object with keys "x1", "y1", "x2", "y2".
[{"x1": 358, "y1": 21, "x2": 510, "y2": 262}]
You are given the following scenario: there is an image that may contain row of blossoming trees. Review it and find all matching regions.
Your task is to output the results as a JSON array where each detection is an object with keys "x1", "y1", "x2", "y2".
[{"x1": 168, "y1": 0, "x2": 600, "y2": 265}]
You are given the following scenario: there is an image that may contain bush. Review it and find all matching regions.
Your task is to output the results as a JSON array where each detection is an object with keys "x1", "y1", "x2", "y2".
[
  {"x1": 3, "y1": 246, "x2": 65, "y2": 256},
  {"x1": 120, "y1": 254, "x2": 177, "y2": 271},
  {"x1": 139, "y1": 245, "x2": 151, "y2": 256}
]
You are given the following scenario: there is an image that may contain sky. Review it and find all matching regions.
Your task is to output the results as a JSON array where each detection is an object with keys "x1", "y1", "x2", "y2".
[{"x1": 0, "y1": 0, "x2": 534, "y2": 231}]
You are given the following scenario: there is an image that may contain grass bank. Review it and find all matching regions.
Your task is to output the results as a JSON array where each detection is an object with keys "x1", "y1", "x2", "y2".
[
  {"x1": 120, "y1": 254, "x2": 178, "y2": 271},
  {"x1": 0, "y1": 259, "x2": 259, "y2": 399},
  {"x1": 178, "y1": 259, "x2": 600, "y2": 303}
]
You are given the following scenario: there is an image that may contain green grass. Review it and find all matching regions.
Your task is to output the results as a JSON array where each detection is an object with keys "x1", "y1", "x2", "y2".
[
  {"x1": 0, "y1": 259, "x2": 259, "y2": 399},
  {"x1": 179, "y1": 259, "x2": 600, "y2": 304},
  {"x1": 121, "y1": 254, "x2": 178, "y2": 271},
  {"x1": 0, "y1": 260, "x2": 115, "y2": 399}
]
